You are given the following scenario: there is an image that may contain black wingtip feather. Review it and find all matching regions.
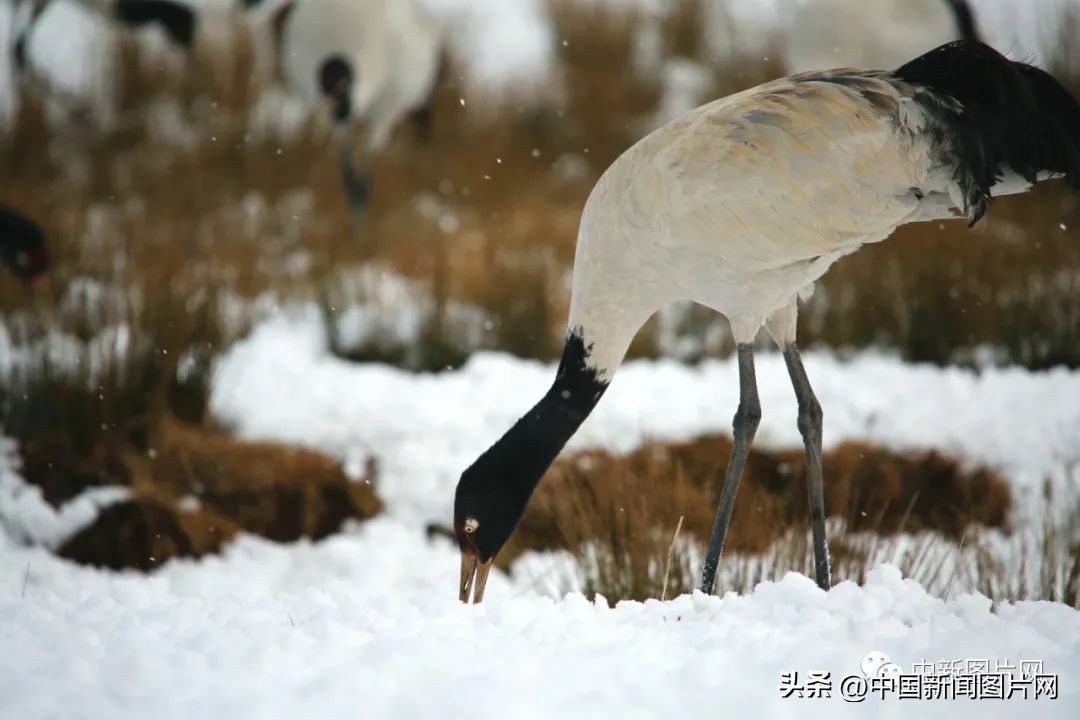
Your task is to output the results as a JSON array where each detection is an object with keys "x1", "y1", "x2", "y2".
[
  {"x1": 115, "y1": 1, "x2": 197, "y2": 49},
  {"x1": 895, "y1": 41, "x2": 1080, "y2": 221}
]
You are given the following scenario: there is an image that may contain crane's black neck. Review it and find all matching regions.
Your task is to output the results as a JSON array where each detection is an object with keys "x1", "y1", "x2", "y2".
[
  {"x1": 469, "y1": 331, "x2": 608, "y2": 502},
  {"x1": 455, "y1": 330, "x2": 612, "y2": 559}
]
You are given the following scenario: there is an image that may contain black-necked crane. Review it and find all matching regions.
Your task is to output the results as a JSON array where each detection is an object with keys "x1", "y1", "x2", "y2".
[
  {"x1": 12, "y1": 0, "x2": 196, "y2": 69},
  {"x1": 240, "y1": 0, "x2": 443, "y2": 216},
  {"x1": 783, "y1": 0, "x2": 980, "y2": 75},
  {"x1": 454, "y1": 41, "x2": 1080, "y2": 604},
  {"x1": 0, "y1": 204, "x2": 51, "y2": 303}
]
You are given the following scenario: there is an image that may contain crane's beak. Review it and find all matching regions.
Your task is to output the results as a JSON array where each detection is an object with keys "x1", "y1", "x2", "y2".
[
  {"x1": 332, "y1": 123, "x2": 370, "y2": 216},
  {"x1": 14, "y1": 33, "x2": 30, "y2": 71},
  {"x1": 459, "y1": 550, "x2": 493, "y2": 604},
  {"x1": 326, "y1": 82, "x2": 369, "y2": 218}
]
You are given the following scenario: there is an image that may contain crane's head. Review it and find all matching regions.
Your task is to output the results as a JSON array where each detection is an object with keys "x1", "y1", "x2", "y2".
[
  {"x1": 1, "y1": 207, "x2": 52, "y2": 303},
  {"x1": 319, "y1": 56, "x2": 354, "y2": 124},
  {"x1": 453, "y1": 459, "x2": 532, "y2": 604}
]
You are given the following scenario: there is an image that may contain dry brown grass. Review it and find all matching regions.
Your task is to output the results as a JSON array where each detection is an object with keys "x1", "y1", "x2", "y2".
[
  {"x1": 559, "y1": 526, "x2": 1078, "y2": 607},
  {"x1": 507, "y1": 436, "x2": 1076, "y2": 607},
  {"x1": 47, "y1": 418, "x2": 382, "y2": 570},
  {"x1": 496, "y1": 433, "x2": 1011, "y2": 601},
  {"x1": 514, "y1": 435, "x2": 1010, "y2": 556}
]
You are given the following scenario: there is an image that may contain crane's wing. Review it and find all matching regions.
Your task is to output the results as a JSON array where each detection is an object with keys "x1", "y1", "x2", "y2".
[{"x1": 638, "y1": 71, "x2": 943, "y2": 270}]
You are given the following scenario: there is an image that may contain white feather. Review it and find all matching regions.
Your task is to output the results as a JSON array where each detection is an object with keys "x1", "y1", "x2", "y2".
[{"x1": 277, "y1": 0, "x2": 442, "y2": 151}]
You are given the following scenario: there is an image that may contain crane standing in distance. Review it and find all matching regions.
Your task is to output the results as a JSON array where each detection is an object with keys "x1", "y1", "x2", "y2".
[
  {"x1": 240, "y1": 0, "x2": 443, "y2": 217},
  {"x1": 11, "y1": 0, "x2": 197, "y2": 69},
  {"x1": 453, "y1": 41, "x2": 1080, "y2": 604}
]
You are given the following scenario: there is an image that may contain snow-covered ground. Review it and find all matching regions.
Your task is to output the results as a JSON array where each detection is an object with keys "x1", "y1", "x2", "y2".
[
  {"x1": 1, "y1": 534, "x2": 1078, "y2": 719},
  {"x1": 2, "y1": 307, "x2": 1080, "y2": 717}
]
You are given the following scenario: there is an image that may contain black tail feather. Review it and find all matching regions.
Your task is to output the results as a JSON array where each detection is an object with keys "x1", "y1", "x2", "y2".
[
  {"x1": 896, "y1": 41, "x2": 1080, "y2": 222},
  {"x1": 115, "y1": 0, "x2": 196, "y2": 49},
  {"x1": 1013, "y1": 62, "x2": 1080, "y2": 185},
  {"x1": 943, "y1": 0, "x2": 981, "y2": 44}
]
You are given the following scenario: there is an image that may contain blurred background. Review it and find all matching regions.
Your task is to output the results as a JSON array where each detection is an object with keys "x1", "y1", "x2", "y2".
[{"x1": 1, "y1": 0, "x2": 1078, "y2": 603}]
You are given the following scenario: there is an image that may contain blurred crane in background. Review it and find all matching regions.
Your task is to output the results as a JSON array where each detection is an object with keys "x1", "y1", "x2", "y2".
[
  {"x1": 5, "y1": 0, "x2": 202, "y2": 130},
  {"x1": 240, "y1": 0, "x2": 444, "y2": 217},
  {"x1": 11, "y1": 0, "x2": 197, "y2": 69}
]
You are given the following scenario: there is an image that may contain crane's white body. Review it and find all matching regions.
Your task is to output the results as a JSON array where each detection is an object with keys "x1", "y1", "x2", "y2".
[
  {"x1": 784, "y1": 0, "x2": 962, "y2": 73},
  {"x1": 567, "y1": 69, "x2": 987, "y2": 378},
  {"x1": 6, "y1": 0, "x2": 119, "y2": 125},
  {"x1": 278, "y1": 0, "x2": 441, "y2": 151}
]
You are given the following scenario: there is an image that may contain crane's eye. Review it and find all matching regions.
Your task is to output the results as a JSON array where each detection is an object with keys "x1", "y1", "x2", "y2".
[{"x1": 463, "y1": 517, "x2": 479, "y2": 534}]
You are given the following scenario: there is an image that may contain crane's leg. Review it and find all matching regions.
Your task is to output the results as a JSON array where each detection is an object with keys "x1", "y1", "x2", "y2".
[
  {"x1": 339, "y1": 142, "x2": 371, "y2": 216},
  {"x1": 411, "y1": 50, "x2": 448, "y2": 142},
  {"x1": 781, "y1": 343, "x2": 830, "y2": 590},
  {"x1": 700, "y1": 343, "x2": 761, "y2": 594}
]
